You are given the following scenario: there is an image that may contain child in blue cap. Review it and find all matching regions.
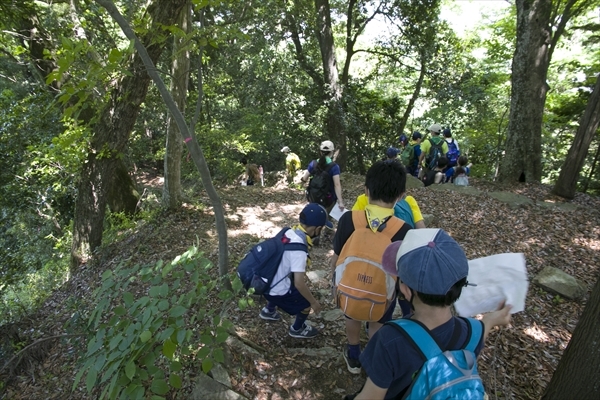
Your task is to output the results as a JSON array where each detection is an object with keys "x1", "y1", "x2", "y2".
[
  {"x1": 344, "y1": 229, "x2": 512, "y2": 399},
  {"x1": 259, "y1": 203, "x2": 332, "y2": 338}
]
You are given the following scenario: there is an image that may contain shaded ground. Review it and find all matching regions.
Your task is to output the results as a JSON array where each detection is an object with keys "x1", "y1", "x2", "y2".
[{"x1": 2, "y1": 171, "x2": 600, "y2": 399}]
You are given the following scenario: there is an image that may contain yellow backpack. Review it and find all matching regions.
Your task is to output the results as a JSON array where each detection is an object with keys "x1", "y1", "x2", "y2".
[{"x1": 334, "y1": 211, "x2": 403, "y2": 321}]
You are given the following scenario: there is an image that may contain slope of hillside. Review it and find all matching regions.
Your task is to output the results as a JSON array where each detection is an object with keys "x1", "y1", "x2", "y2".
[{"x1": 2, "y1": 170, "x2": 599, "y2": 399}]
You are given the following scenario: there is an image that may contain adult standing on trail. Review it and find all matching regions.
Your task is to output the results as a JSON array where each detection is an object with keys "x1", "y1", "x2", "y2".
[
  {"x1": 418, "y1": 124, "x2": 448, "y2": 176},
  {"x1": 281, "y1": 146, "x2": 301, "y2": 184},
  {"x1": 301, "y1": 140, "x2": 344, "y2": 214}
]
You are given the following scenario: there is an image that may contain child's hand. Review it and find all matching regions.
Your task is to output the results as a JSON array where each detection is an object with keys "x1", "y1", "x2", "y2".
[
  {"x1": 483, "y1": 301, "x2": 512, "y2": 328},
  {"x1": 311, "y1": 301, "x2": 322, "y2": 315}
]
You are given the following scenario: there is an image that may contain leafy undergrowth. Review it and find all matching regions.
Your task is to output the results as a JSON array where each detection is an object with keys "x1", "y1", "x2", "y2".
[{"x1": 2, "y1": 170, "x2": 599, "y2": 399}]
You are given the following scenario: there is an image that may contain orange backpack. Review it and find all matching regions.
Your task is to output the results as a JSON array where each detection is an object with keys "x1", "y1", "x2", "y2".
[{"x1": 334, "y1": 211, "x2": 404, "y2": 321}]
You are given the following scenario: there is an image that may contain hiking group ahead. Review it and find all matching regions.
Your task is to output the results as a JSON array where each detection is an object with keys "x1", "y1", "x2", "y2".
[{"x1": 236, "y1": 133, "x2": 512, "y2": 399}]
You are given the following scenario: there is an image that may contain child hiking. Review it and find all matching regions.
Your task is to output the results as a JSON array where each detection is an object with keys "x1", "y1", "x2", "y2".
[
  {"x1": 445, "y1": 155, "x2": 472, "y2": 184},
  {"x1": 281, "y1": 146, "x2": 301, "y2": 184},
  {"x1": 352, "y1": 193, "x2": 426, "y2": 230},
  {"x1": 258, "y1": 203, "x2": 332, "y2": 338},
  {"x1": 421, "y1": 156, "x2": 448, "y2": 187},
  {"x1": 331, "y1": 160, "x2": 412, "y2": 374},
  {"x1": 343, "y1": 229, "x2": 512, "y2": 400},
  {"x1": 401, "y1": 131, "x2": 422, "y2": 177},
  {"x1": 241, "y1": 157, "x2": 261, "y2": 186}
]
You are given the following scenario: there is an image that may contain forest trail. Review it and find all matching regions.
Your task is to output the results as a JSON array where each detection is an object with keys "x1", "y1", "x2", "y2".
[{"x1": 3, "y1": 171, "x2": 600, "y2": 400}]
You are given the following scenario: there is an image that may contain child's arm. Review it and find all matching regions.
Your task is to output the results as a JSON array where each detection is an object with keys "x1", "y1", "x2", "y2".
[
  {"x1": 294, "y1": 272, "x2": 322, "y2": 315},
  {"x1": 404, "y1": 196, "x2": 425, "y2": 228}
]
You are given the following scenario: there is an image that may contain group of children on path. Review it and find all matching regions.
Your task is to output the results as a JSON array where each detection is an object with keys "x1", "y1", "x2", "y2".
[
  {"x1": 390, "y1": 124, "x2": 471, "y2": 187},
  {"x1": 238, "y1": 135, "x2": 512, "y2": 399}
]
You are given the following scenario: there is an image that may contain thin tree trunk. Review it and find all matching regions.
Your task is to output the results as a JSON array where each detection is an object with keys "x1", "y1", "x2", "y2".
[
  {"x1": 498, "y1": 0, "x2": 552, "y2": 183},
  {"x1": 314, "y1": 0, "x2": 347, "y2": 170},
  {"x1": 71, "y1": 0, "x2": 187, "y2": 268},
  {"x1": 552, "y1": 73, "x2": 600, "y2": 199},
  {"x1": 163, "y1": 2, "x2": 191, "y2": 210},
  {"x1": 582, "y1": 141, "x2": 600, "y2": 193},
  {"x1": 494, "y1": 107, "x2": 510, "y2": 180},
  {"x1": 398, "y1": 52, "x2": 427, "y2": 137},
  {"x1": 542, "y1": 275, "x2": 600, "y2": 399}
]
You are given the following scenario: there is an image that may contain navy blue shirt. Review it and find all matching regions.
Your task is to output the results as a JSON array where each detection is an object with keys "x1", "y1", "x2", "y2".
[{"x1": 359, "y1": 316, "x2": 485, "y2": 399}]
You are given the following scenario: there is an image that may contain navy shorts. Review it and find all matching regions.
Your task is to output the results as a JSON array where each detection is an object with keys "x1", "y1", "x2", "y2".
[{"x1": 264, "y1": 286, "x2": 310, "y2": 316}]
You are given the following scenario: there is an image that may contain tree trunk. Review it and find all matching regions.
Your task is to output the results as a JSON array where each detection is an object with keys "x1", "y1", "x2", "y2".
[
  {"x1": 97, "y1": 0, "x2": 230, "y2": 279},
  {"x1": 552, "y1": 73, "x2": 600, "y2": 199},
  {"x1": 398, "y1": 52, "x2": 427, "y2": 137},
  {"x1": 582, "y1": 140, "x2": 600, "y2": 193},
  {"x1": 163, "y1": 2, "x2": 191, "y2": 210},
  {"x1": 107, "y1": 160, "x2": 139, "y2": 214},
  {"x1": 314, "y1": 0, "x2": 347, "y2": 170},
  {"x1": 71, "y1": 0, "x2": 187, "y2": 268},
  {"x1": 498, "y1": 0, "x2": 552, "y2": 183},
  {"x1": 542, "y1": 275, "x2": 600, "y2": 399}
]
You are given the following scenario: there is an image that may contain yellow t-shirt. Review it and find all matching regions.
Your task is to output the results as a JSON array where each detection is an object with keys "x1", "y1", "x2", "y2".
[
  {"x1": 419, "y1": 137, "x2": 449, "y2": 166},
  {"x1": 286, "y1": 153, "x2": 301, "y2": 170},
  {"x1": 404, "y1": 196, "x2": 423, "y2": 223},
  {"x1": 352, "y1": 194, "x2": 423, "y2": 226},
  {"x1": 352, "y1": 194, "x2": 369, "y2": 211}
]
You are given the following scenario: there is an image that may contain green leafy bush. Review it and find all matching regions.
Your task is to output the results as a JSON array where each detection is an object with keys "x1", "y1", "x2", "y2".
[{"x1": 74, "y1": 246, "x2": 243, "y2": 399}]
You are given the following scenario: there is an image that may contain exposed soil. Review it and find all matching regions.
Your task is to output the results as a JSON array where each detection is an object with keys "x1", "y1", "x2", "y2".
[{"x1": 2, "y1": 170, "x2": 599, "y2": 400}]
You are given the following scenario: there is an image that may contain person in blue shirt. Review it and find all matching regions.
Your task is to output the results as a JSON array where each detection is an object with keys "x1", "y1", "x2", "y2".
[
  {"x1": 343, "y1": 229, "x2": 512, "y2": 400},
  {"x1": 445, "y1": 155, "x2": 472, "y2": 183}
]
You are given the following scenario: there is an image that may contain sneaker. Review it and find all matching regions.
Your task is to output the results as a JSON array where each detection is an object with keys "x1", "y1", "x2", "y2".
[
  {"x1": 288, "y1": 323, "x2": 319, "y2": 339},
  {"x1": 259, "y1": 307, "x2": 281, "y2": 321},
  {"x1": 343, "y1": 348, "x2": 362, "y2": 374}
]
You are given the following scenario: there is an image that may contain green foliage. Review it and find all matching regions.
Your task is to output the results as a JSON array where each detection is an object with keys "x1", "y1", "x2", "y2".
[
  {"x1": 74, "y1": 247, "x2": 242, "y2": 399},
  {"x1": 552, "y1": 294, "x2": 564, "y2": 305},
  {"x1": 0, "y1": 89, "x2": 76, "y2": 324}
]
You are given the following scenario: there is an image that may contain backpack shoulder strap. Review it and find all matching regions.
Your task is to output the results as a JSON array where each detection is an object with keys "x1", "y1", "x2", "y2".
[
  {"x1": 351, "y1": 210, "x2": 368, "y2": 229},
  {"x1": 386, "y1": 319, "x2": 442, "y2": 361},
  {"x1": 324, "y1": 162, "x2": 336, "y2": 173},
  {"x1": 461, "y1": 317, "x2": 484, "y2": 352},
  {"x1": 377, "y1": 216, "x2": 404, "y2": 241},
  {"x1": 282, "y1": 228, "x2": 309, "y2": 252}
]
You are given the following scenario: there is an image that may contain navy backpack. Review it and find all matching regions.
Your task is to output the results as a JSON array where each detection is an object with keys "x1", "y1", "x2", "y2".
[{"x1": 237, "y1": 228, "x2": 308, "y2": 295}]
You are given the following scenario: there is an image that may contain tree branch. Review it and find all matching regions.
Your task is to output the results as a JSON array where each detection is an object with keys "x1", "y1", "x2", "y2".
[{"x1": 0, "y1": 334, "x2": 85, "y2": 374}]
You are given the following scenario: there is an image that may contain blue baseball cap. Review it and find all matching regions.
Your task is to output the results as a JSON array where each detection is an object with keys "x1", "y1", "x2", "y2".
[
  {"x1": 386, "y1": 147, "x2": 399, "y2": 158},
  {"x1": 412, "y1": 131, "x2": 422, "y2": 140},
  {"x1": 299, "y1": 203, "x2": 334, "y2": 229},
  {"x1": 382, "y1": 229, "x2": 469, "y2": 295}
]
